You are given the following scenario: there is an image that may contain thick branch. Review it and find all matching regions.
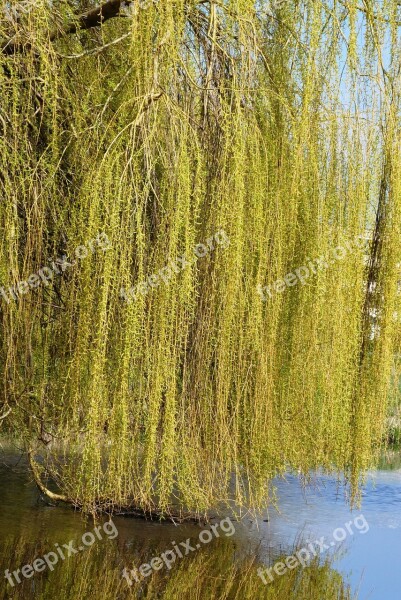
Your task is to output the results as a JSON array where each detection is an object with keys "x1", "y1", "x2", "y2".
[
  {"x1": 1, "y1": 0, "x2": 132, "y2": 55},
  {"x1": 28, "y1": 450, "x2": 71, "y2": 504},
  {"x1": 0, "y1": 405, "x2": 11, "y2": 421},
  {"x1": 59, "y1": 0, "x2": 130, "y2": 35}
]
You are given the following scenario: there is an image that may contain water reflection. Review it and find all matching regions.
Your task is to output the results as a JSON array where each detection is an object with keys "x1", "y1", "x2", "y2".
[
  {"x1": 1, "y1": 443, "x2": 400, "y2": 599},
  {"x1": 0, "y1": 533, "x2": 352, "y2": 600}
]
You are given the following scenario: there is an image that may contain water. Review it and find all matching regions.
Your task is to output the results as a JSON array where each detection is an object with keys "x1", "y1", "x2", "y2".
[
  {"x1": 258, "y1": 469, "x2": 401, "y2": 599},
  {"x1": 0, "y1": 443, "x2": 400, "y2": 599}
]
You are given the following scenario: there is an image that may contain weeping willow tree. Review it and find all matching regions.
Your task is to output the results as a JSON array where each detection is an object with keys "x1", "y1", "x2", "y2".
[{"x1": 1, "y1": 0, "x2": 401, "y2": 517}]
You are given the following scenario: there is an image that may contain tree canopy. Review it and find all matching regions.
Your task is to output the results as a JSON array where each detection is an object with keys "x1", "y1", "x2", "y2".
[{"x1": 1, "y1": 0, "x2": 401, "y2": 517}]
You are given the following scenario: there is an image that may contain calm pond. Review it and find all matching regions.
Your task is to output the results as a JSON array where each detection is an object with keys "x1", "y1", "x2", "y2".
[{"x1": 0, "y1": 443, "x2": 400, "y2": 599}]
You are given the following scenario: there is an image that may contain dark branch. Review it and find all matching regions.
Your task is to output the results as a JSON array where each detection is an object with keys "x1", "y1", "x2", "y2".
[{"x1": 1, "y1": 0, "x2": 133, "y2": 55}]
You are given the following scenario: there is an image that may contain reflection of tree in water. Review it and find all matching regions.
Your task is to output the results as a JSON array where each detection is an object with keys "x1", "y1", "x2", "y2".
[{"x1": 1, "y1": 534, "x2": 352, "y2": 600}]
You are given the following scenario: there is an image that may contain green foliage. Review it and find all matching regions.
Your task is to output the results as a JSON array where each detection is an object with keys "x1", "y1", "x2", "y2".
[{"x1": 1, "y1": 1, "x2": 401, "y2": 515}]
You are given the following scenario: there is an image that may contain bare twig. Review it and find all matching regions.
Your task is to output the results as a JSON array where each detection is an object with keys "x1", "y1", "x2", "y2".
[{"x1": 57, "y1": 32, "x2": 131, "y2": 59}]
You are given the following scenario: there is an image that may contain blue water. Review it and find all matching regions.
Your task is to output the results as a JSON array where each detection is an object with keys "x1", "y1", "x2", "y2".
[{"x1": 246, "y1": 470, "x2": 401, "y2": 599}]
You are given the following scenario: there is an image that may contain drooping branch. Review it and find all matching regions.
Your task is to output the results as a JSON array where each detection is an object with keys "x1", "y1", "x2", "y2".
[{"x1": 1, "y1": 0, "x2": 133, "y2": 55}]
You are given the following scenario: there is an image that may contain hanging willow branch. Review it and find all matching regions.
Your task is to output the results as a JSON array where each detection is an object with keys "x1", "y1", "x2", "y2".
[
  {"x1": 2, "y1": 1, "x2": 401, "y2": 518},
  {"x1": 28, "y1": 449, "x2": 203, "y2": 521}
]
